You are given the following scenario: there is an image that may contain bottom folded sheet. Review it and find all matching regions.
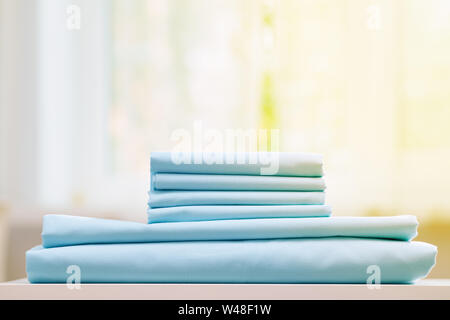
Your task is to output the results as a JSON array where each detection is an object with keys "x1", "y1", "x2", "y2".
[{"x1": 26, "y1": 237, "x2": 436, "y2": 284}]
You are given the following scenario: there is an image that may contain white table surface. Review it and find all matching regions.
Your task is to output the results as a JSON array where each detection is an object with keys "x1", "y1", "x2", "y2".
[{"x1": 1, "y1": 278, "x2": 450, "y2": 300}]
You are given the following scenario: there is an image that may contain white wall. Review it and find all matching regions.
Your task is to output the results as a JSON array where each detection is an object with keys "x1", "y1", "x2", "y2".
[
  {"x1": 0, "y1": 0, "x2": 41, "y2": 281},
  {"x1": 0, "y1": 0, "x2": 40, "y2": 207},
  {"x1": 0, "y1": 0, "x2": 115, "y2": 225}
]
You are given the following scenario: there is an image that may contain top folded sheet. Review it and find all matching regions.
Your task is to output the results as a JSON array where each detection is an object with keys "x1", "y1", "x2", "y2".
[{"x1": 150, "y1": 152, "x2": 323, "y2": 177}]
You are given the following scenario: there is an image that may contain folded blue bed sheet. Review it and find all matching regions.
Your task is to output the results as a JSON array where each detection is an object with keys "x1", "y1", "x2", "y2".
[
  {"x1": 26, "y1": 238, "x2": 436, "y2": 283},
  {"x1": 151, "y1": 152, "x2": 323, "y2": 177},
  {"x1": 41, "y1": 214, "x2": 418, "y2": 248},
  {"x1": 147, "y1": 205, "x2": 332, "y2": 223},
  {"x1": 148, "y1": 190, "x2": 325, "y2": 208},
  {"x1": 151, "y1": 173, "x2": 325, "y2": 191}
]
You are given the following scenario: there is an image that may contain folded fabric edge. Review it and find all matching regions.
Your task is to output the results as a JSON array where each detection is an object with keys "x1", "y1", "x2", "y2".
[
  {"x1": 152, "y1": 173, "x2": 327, "y2": 191},
  {"x1": 146, "y1": 206, "x2": 333, "y2": 223},
  {"x1": 147, "y1": 214, "x2": 333, "y2": 223},
  {"x1": 147, "y1": 190, "x2": 327, "y2": 208}
]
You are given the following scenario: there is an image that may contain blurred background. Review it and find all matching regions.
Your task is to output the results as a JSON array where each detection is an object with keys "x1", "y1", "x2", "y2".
[{"x1": 1, "y1": 0, "x2": 450, "y2": 281}]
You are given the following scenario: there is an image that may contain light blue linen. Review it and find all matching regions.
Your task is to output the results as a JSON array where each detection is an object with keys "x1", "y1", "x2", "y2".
[
  {"x1": 151, "y1": 152, "x2": 323, "y2": 177},
  {"x1": 152, "y1": 173, "x2": 326, "y2": 191},
  {"x1": 26, "y1": 238, "x2": 437, "y2": 283},
  {"x1": 41, "y1": 214, "x2": 418, "y2": 248},
  {"x1": 148, "y1": 190, "x2": 325, "y2": 208},
  {"x1": 148, "y1": 205, "x2": 332, "y2": 223}
]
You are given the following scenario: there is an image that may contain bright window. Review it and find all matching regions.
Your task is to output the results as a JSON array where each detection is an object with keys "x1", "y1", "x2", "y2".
[
  {"x1": 18, "y1": 0, "x2": 449, "y2": 220},
  {"x1": 107, "y1": 0, "x2": 450, "y2": 217}
]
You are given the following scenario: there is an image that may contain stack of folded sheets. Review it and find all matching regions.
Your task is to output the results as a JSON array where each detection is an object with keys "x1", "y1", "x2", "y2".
[
  {"x1": 26, "y1": 152, "x2": 437, "y2": 284},
  {"x1": 148, "y1": 152, "x2": 331, "y2": 222}
]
